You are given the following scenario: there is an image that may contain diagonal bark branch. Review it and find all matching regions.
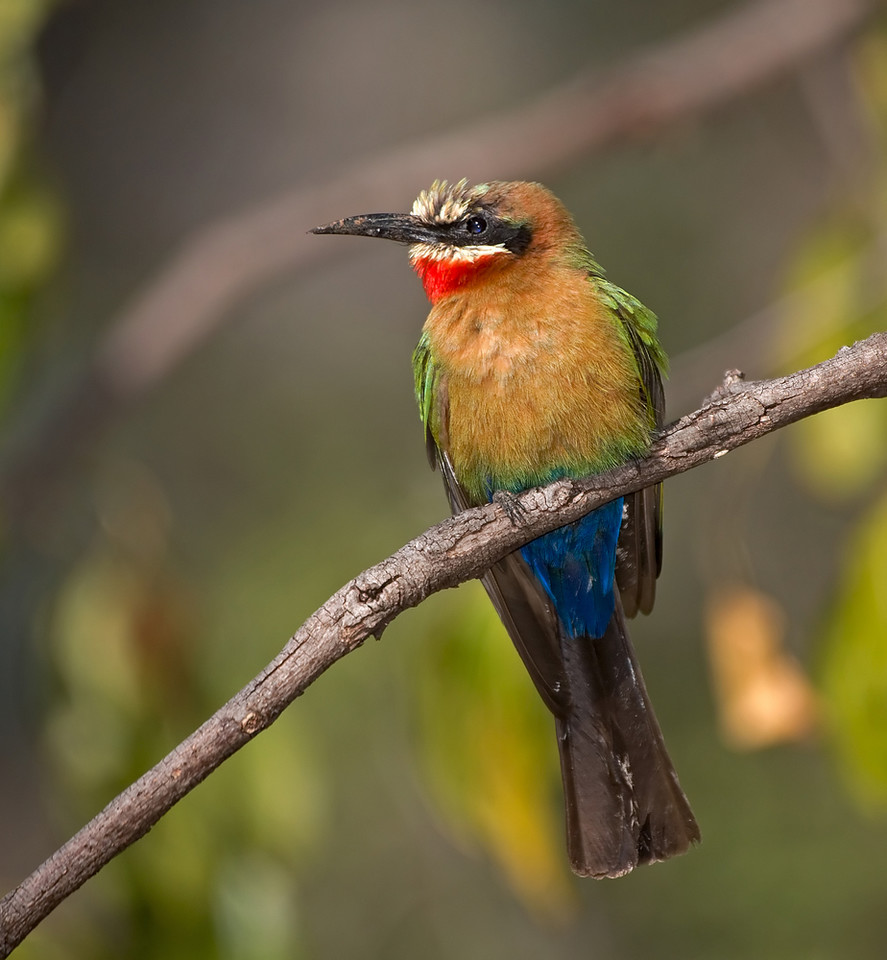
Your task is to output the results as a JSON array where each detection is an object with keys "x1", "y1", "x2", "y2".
[{"x1": 1, "y1": 331, "x2": 885, "y2": 956}]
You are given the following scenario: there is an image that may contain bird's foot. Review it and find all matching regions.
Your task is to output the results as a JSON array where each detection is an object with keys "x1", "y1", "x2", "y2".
[{"x1": 493, "y1": 489, "x2": 529, "y2": 526}]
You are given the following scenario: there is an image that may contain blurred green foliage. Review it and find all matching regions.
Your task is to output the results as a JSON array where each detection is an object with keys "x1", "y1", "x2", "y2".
[
  {"x1": 413, "y1": 582, "x2": 572, "y2": 916},
  {"x1": 0, "y1": 0, "x2": 62, "y2": 414},
  {"x1": 822, "y1": 491, "x2": 887, "y2": 809},
  {"x1": 777, "y1": 205, "x2": 887, "y2": 501},
  {"x1": 770, "y1": 27, "x2": 887, "y2": 813},
  {"x1": 32, "y1": 458, "x2": 323, "y2": 959}
]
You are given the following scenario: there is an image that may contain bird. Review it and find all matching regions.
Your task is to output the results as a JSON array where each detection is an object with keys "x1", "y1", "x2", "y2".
[{"x1": 312, "y1": 179, "x2": 699, "y2": 878}]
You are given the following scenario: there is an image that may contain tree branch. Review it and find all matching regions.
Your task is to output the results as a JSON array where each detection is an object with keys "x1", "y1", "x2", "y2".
[
  {"x1": 0, "y1": 0, "x2": 872, "y2": 523},
  {"x1": 1, "y1": 332, "x2": 885, "y2": 956}
]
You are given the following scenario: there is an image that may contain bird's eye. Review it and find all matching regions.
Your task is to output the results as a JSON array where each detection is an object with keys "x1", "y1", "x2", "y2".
[{"x1": 465, "y1": 215, "x2": 487, "y2": 235}]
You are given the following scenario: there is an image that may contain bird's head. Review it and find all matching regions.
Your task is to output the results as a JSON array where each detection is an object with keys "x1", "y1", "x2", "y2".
[{"x1": 311, "y1": 179, "x2": 585, "y2": 303}]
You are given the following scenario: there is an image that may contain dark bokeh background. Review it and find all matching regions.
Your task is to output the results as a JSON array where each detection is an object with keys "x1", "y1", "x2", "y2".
[{"x1": 2, "y1": 1, "x2": 887, "y2": 957}]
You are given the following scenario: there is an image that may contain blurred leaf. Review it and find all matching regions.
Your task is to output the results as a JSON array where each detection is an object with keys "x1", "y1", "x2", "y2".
[
  {"x1": 414, "y1": 583, "x2": 573, "y2": 917},
  {"x1": 789, "y1": 400, "x2": 887, "y2": 502},
  {"x1": 0, "y1": 0, "x2": 63, "y2": 417},
  {"x1": 821, "y1": 489, "x2": 887, "y2": 810},
  {"x1": 128, "y1": 801, "x2": 215, "y2": 926},
  {"x1": 0, "y1": 0, "x2": 53, "y2": 179},
  {"x1": 49, "y1": 553, "x2": 147, "y2": 718},
  {"x1": 773, "y1": 212, "x2": 869, "y2": 371},
  {"x1": 0, "y1": 184, "x2": 61, "y2": 286},
  {"x1": 857, "y1": 29, "x2": 887, "y2": 154},
  {"x1": 705, "y1": 584, "x2": 818, "y2": 750},
  {"x1": 214, "y1": 853, "x2": 305, "y2": 960},
  {"x1": 209, "y1": 716, "x2": 327, "y2": 861},
  {"x1": 774, "y1": 205, "x2": 887, "y2": 502}
]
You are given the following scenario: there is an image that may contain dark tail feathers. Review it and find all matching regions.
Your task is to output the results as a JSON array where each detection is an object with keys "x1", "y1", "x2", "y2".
[{"x1": 556, "y1": 599, "x2": 699, "y2": 878}]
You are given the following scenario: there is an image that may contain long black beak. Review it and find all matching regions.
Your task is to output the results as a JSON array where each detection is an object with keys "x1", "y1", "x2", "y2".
[{"x1": 310, "y1": 212, "x2": 439, "y2": 245}]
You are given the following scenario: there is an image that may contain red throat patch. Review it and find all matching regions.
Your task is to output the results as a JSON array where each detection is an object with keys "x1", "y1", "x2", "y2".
[{"x1": 412, "y1": 254, "x2": 496, "y2": 303}]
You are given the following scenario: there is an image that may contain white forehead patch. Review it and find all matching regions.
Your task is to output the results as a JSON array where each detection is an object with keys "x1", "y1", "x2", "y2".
[{"x1": 411, "y1": 178, "x2": 487, "y2": 225}]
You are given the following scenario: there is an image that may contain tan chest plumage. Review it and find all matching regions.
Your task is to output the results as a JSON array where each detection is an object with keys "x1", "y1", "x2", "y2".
[{"x1": 424, "y1": 267, "x2": 649, "y2": 494}]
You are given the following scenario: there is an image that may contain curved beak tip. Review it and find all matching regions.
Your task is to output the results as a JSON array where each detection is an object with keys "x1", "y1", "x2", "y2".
[
  {"x1": 310, "y1": 220, "x2": 344, "y2": 235},
  {"x1": 310, "y1": 216, "x2": 382, "y2": 237},
  {"x1": 309, "y1": 212, "x2": 434, "y2": 245}
]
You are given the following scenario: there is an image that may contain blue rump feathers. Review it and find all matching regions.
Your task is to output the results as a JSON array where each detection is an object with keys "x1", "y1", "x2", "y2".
[{"x1": 519, "y1": 498, "x2": 623, "y2": 639}]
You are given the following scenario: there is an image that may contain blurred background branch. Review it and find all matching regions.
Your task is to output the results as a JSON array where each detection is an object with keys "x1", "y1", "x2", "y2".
[{"x1": 0, "y1": 0, "x2": 872, "y2": 529}]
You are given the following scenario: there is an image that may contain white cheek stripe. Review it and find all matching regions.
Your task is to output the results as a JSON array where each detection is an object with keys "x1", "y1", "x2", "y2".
[{"x1": 409, "y1": 242, "x2": 510, "y2": 264}]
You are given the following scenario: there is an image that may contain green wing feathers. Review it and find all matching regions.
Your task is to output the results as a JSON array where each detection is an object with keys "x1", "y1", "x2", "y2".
[
  {"x1": 594, "y1": 276, "x2": 667, "y2": 618},
  {"x1": 413, "y1": 331, "x2": 442, "y2": 468},
  {"x1": 595, "y1": 276, "x2": 667, "y2": 430}
]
